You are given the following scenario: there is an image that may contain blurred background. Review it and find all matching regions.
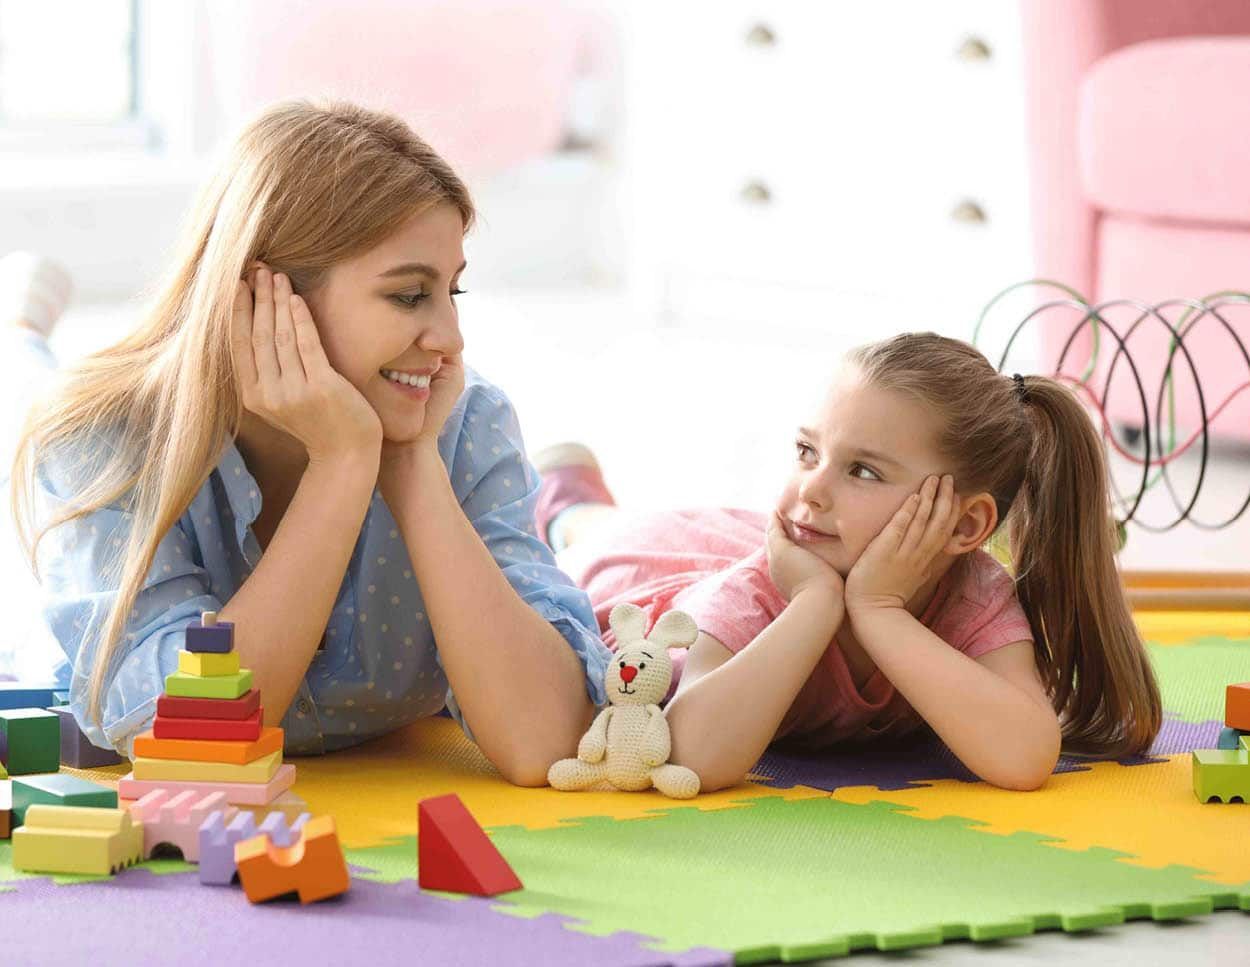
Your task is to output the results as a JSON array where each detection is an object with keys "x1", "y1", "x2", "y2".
[{"x1": 3, "y1": 0, "x2": 1249, "y2": 678}]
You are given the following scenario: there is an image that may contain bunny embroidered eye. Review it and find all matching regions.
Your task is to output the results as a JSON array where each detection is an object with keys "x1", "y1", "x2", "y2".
[{"x1": 638, "y1": 662, "x2": 646, "y2": 670}]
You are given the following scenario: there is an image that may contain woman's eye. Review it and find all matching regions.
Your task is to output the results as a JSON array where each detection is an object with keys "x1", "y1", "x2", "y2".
[
  {"x1": 393, "y1": 292, "x2": 427, "y2": 308},
  {"x1": 795, "y1": 441, "x2": 815, "y2": 461},
  {"x1": 850, "y1": 463, "x2": 880, "y2": 481}
]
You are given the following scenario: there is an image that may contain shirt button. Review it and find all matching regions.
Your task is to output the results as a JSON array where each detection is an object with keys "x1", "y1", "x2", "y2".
[{"x1": 297, "y1": 699, "x2": 311, "y2": 714}]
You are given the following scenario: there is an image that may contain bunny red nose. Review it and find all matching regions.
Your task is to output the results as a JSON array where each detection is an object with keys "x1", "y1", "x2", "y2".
[{"x1": 620, "y1": 665, "x2": 638, "y2": 684}]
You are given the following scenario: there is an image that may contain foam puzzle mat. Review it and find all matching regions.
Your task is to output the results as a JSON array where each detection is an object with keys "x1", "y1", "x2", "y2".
[{"x1": 2, "y1": 615, "x2": 1248, "y2": 963}]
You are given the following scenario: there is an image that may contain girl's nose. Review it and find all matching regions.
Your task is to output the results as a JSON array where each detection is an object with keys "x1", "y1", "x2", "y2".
[
  {"x1": 419, "y1": 307, "x2": 465, "y2": 356},
  {"x1": 620, "y1": 665, "x2": 638, "y2": 683}
]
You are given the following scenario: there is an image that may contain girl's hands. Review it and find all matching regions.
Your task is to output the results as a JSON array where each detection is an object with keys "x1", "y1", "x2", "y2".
[
  {"x1": 766, "y1": 510, "x2": 845, "y2": 605},
  {"x1": 844, "y1": 474, "x2": 961, "y2": 615},
  {"x1": 231, "y1": 267, "x2": 383, "y2": 465}
]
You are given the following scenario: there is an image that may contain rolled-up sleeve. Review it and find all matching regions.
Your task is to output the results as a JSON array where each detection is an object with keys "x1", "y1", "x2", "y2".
[
  {"x1": 436, "y1": 379, "x2": 610, "y2": 739},
  {"x1": 36, "y1": 472, "x2": 220, "y2": 756}
]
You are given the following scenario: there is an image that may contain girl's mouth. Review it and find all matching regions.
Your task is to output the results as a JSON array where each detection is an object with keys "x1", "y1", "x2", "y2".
[{"x1": 791, "y1": 520, "x2": 838, "y2": 542}]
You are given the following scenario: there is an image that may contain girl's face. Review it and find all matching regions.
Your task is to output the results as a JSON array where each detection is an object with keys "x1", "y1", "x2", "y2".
[
  {"x1": 775, "y1": 366, "x2": 955, "y2": 576},
  {"x1": 302, "y1": 202, "x2": 467, "y2": 443}
]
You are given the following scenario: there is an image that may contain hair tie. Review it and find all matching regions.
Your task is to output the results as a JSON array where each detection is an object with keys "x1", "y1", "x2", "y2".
[{"x1": 1012, "y1": 373, "x2": 1030, "y2": 404}]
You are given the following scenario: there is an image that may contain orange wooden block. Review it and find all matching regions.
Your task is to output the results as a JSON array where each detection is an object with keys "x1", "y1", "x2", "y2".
[
  {"x1": 132, "y1": 727, "x2": 284, "y2": 765},
  {"x1": 1227, "y1": 682, "x2": 1250, "y2": 731},
  {"x1": 234, "y1": 815, "x2": 350, "y2": 904}
]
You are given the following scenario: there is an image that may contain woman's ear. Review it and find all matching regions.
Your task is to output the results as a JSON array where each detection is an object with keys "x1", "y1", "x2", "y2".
[{"x1": 946, "y1": 492, "x2": 998, "y2": 554}]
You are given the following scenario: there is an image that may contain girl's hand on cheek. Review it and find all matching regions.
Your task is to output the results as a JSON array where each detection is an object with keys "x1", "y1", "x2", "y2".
[
  {"x1": 845, "y1": 474, "x2": 960, "y2": 616},
  {"x1": 766, "y1": 510, "x2": 845, "y2": 607}
]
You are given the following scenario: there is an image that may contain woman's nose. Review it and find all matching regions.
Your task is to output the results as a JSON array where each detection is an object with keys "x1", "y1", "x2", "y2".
[
  {"x1": 419, "y1": 305, "x2": 465, "y2": 356},
  {"x1": 620, "y1": 665, "x2": 638, "y2": 683}
]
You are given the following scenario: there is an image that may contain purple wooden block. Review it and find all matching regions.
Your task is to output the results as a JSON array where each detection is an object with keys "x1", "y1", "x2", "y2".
[
  {"x1": 50, "y1": 706, "x2": 123, "y2": 768},
  {"x1": 185, "y1": 618, "x2": 234, "y2": 654},
  {"x1": 199, "y1": 810, "x2": 257, "y2": 885},
  {"x1": 258, "y1": 810, "x2": 311, "y2": 848}
]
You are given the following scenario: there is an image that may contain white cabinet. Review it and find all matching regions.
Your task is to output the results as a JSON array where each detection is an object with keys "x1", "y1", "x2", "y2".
[{"x1": 619, "y1": 1, "x2": 1033, "y2": 340}]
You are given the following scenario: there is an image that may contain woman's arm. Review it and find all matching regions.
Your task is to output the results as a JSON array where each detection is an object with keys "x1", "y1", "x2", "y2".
[
  {"x1": 393, "y1": 445, "x2": 596, "y2": 787},
  {"x1": 850, "y1": 608, "x2": 1061, "y2": 789},
  {"x1": 664, "y1": 587, "x2": 843, "y2": 793},
  {"x1": 218, "y1": 450, "x2": 379, "y2": 726}
]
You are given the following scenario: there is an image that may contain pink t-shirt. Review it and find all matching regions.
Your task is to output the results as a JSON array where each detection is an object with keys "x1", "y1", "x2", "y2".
[{"x1": 560, "y1": 507, "x2": 1034, "y2": 747}]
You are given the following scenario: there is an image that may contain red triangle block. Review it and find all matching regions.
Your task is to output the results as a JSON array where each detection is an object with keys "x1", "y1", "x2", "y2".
[{"x1": 417, "y1": 793, "x2": 522, "y2": 896}]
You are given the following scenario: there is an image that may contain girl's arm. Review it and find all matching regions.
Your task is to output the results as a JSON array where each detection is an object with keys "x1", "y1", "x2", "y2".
[
  {"x1": 393, "y1": 445, "x2": 596, "y2": 787},
  {"x1": 664, "y1": 587, "x2": 843, "y2": 793},
  {"x1": 844, "y1": 474, "x2": 1060, "y2": 790},
  {"x1": 849, "y1": 610, "x2": 1060, "y2": 789},
  {"x1": 218, "y1": 451, "x2": 379, "y2": 726}
]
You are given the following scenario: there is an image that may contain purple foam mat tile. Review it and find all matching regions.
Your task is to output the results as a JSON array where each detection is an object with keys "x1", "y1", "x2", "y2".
[
  {"x1": 750, "y1": 712, "x2": 1218, "y2": 792},
  {"x1": 749, "y1": 728, "x2": 1092, "y2": 792},
  {"x1": 0, "y1": 867, "x2": 732, "y2": 967}
]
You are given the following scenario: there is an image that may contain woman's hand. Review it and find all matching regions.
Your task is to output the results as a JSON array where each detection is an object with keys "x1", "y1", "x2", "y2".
[
  {"x1": 844, "y1": 474, "x2": 960, "y2": 616},
  {"x1": 231, "y1": 266, "x2": 382, "y2": 465},
  {"x1": 766, "y1": 510, "x2": 845, "y2": 605},
  {"x1": 417, "y1": 351, "x2": 465, "y2": 450},
  {"x1": 377, "y1": 351, "x2": 465, "y2": 513}
]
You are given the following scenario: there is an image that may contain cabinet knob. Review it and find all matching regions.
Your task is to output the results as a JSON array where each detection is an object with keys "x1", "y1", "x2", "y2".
[
  {"x1": 745, "y1": 23, "x2": 777, "y2": 47},
  {"x1": 951, "y1": 199, "x2": 987, "y2": 224},
  {"x1": 956, "y1": 36, "x2": 992, "y2": 62},
  {"x1": 740, "y1": 180, "x2": 772, "y2": 204}
]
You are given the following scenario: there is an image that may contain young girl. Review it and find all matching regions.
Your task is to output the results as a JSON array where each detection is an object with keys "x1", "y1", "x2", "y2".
[
  {"x1": 536, "y1": 332, "x2": 1162, "y2": 793},
  {"x1": 7, "y1": 100, "x2": 610, "y2": 785}
]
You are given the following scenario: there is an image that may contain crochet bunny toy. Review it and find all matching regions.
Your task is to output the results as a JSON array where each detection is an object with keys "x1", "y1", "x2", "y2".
[{"x1": 547, "y1": 603, "x2": 701, "y2": 799}]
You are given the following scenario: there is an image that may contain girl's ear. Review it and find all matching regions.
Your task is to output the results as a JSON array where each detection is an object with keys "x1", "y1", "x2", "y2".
[{"x1": 946, "y1": 492, "x2": 998, "y2": 555}]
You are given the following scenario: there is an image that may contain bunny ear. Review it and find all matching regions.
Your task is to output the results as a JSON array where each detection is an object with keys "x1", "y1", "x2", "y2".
[
  {"x1": 608, "y1": 603, "x2": 648, "y2": 643},
  {"x1": 649, "y1": 609, "x2": 699, "y2": 650}
]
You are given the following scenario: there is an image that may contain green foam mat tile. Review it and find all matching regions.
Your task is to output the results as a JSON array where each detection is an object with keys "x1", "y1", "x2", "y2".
[{"x1": 347, "y1": 795, "x2": 1250, "y2": 961}]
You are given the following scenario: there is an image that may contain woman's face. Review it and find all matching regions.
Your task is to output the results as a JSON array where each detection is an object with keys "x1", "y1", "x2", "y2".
[
  {"x1": 302, "y1": 202, "x2": 467, "y2": 444},
  {"x1": 774, "y1": 366, "x2": 955, "y2": 576}
]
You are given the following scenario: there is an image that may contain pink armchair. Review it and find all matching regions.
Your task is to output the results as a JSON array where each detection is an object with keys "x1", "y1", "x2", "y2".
[{"x1": 1021, "y1": 0, "x2": 1250, "y2": 440}]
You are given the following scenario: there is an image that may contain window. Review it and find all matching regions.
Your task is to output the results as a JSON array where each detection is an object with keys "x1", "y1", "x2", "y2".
[{"x1": 0, "y1": 0, "x2": 149, "y2": 152}]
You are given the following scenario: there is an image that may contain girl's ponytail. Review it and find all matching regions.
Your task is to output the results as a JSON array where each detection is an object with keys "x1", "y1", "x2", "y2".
[{"x1": 1009, "y1": 377, "x2": 1162, "y2": 756}]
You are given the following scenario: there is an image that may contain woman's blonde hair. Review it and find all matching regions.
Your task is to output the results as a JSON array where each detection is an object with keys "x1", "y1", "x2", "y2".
[
  {"x1": 11, "y1": 99, "x2": 475, "y2": 729},
  {"x1": 849, "y1": 331, "x2": 1162, "y2": 758}
]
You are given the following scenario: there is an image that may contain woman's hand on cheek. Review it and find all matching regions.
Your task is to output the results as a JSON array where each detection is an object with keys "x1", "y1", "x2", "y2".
[
  {"x1": 377, "y1": 353, "x2": 465, "y2": 514},
  {"x1": 418, "y1": 352, "x2": 465, "y2": 449},
  {"x1": 766, "y1": 510, "x2": 845, "y2": 607},
  {"x1": 844, "y1": 474, "x2": 960, "y2": 616}
]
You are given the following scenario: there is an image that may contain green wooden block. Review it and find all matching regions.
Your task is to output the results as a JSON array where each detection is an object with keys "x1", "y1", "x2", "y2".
[
  {"x1": 1242, "y1": 734, "x2": 1250, "y2": 754},
  {"x1": 12, "y1": 773, "x2": 117, "y2": 826},
  {"x1": 163, "y1": 669, "x2": 253, "y2": 700},
  {"x1": 1192, "y1": 748, "x2": 1250, "y2": 803},
  {"x1": 0, "y1": 708, "x2": 60, "y2": 775}
]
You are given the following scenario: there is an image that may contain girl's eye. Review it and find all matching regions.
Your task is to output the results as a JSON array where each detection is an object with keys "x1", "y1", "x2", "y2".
[
  {"x1": 850, "y1": 463, "x2": 880, "y2": 481},
  {"x1": 795, "y1": 441, "x2": 816, "y2": 462}
]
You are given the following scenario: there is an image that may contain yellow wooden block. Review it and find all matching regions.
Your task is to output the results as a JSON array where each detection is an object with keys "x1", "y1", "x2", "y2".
[
  {"x1": 132, "y1": 748, "x2": 282, "y2": 784},
  {"x1": 178, "y1": 649, "x2": 241, "y2": 677},
  {"x1": 12, "y1": 804, "x2": 145, "y2": 875}
]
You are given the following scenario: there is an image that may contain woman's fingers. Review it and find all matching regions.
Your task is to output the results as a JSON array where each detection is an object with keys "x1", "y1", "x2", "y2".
[
  {"x1": 289, "y1": 290, "x2": 331, "y2": 378},
  {"x1": 271, "y1": 272, "x2": 307, "y2": 383},
  {"x1": 250, "y1": 267, "x2": 281, "y2": 388},
  {"x1": 230, "y1": 279, "x2": 258, "y2": 394}
]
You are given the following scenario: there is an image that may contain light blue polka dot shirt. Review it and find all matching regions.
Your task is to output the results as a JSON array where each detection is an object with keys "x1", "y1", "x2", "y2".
[{"x1": 34, "y1": 369, "x2": 611, "y2": 757}]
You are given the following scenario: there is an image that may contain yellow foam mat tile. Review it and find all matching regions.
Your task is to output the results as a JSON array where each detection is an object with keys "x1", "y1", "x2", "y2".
[
  {"x1": 281, "y1": 718, "x2": 828, "y2": 848},
  {"x1": 1134, "y1": 610, "x2": 1250, "y2": 644},
  {"x1": 833, "y1": 754, "x2": 1250, "y2": 886}
]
